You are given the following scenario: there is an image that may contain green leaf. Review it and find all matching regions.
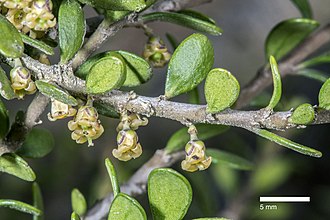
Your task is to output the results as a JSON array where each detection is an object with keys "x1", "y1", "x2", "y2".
[
  {"x1": 0, "y1": 14, "x2": 24, "y2": 58},
  {"x1": 188, "y1": 87, "x2": 200, "y2": 104},
  {"x1": 206, "y1": 148, "x2": 254, "y2": 170},
  {"x1": 59, "y1": 0, "x2": 85, "y2": 63},
  {"x1": 105, "y1": 158, "x2": 120, "y2": 198},
  {"x1": 165, "y1": 124, "x2": 229, "y2": 153},
  {"x1": 0, "y1": 66, "x2": 16, "y2": 100},
  {"x1": 71, "y1": 188, "x2": 87, "y2": 216},
  {"x1": 105, "y1": 10, "x2": 130, "y2": 22},
  {"x1": 20, "y1": 34, "x2": 54, "y2": 56},
  {"x1": 299, "y1": 52, "x2": 330, "y2": 68},
  {"x1": 267, "y1": 56, "x2": 282, "y2": 110},
  {"x1": 296, "y1": 69, "x2": 328, "y2": 83},
  {"x1": 165, "y1": 33, "x2": 214, "y2": 98},
  {"x1": 0, "y1": 153, "x2": 36, "y2": 181},
  {"x1": 205, "y1": 68, "x2": 240, "y2": 113},
  {"x1": 17, "y1": 128, "x2": 54, "y2": 158},
  {"x1": 117, "y1": 50, "x2": 153, "y2": 87},
  {"x1": 178, "y1": 10, "x2": 216, "y2": 24},
  {"x1": 35, "y1": 81, "x2": 78, "y2": 106},
  {"x1": 93, "y1": 101, "x2": 120, "y2": 118},
  {"x1": 0, "y1": 199, "x2": 41, "y2": 216},
  {"x1": 71, "y1": 212, "x2": 81, "y2": 220},
  {"x1": 193, "y1": 218, "x2": 231, "y2": 220},
  {"x1": 78, "y1": 0, "x2": 146, "y2": 11},
  {"x1": 142, "y1": 12, "x2": 222, "y2": 36},
  {"x1": 290, "y1": 0, "x2": 313, "y2": 18},
  {"x1": 318, "y1": 78, "x2": 330, "y2": 110},
  {"x1": 265, "y1": 18, "x2": 319, "y2": 60},
  {"x1": 0, "y1": 99, "x2": 9, "y2": 139},
  {"x1": 32, "y1": 182, "x2": 44, "y2": 220},
  {"x1": 289, "y1": 103, "x2": 315, "y2": 125},
  {"x1": 148, "y1": 168, "x2": 192, "y2": 220},
  {"x1": 108, "y1": 193, "x2": 146, "y2": 220},
  {"x1": 254, "y1": 128, "x2": 322, "y2": 157},
  {"x1": 86, "y1": 54, "x2": 126, "y2": 94}
]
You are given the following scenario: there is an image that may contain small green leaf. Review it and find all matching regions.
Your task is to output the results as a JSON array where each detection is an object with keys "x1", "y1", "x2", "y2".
[
  {"x1": 32, "y1": 182, "x2": 44, "y2": 220},
  {"x1": 105, "y1": 10, "x2": 130, "y2": 22},
  {"x1": 254, "y1": 128, "x2": 322, "y2": 157},
  {"x1": 165, "y1": 33, "x2": 214, "y2": 98},
  {"x1": 108, "y1": 193, "x2": 147, "y2": 220},
  {"x1": 105, "y1": 158, "x2": 120, "y2": 198},
  {"x1": 142, "y1": 12, "x2": 222, "y2": 36},
  {"x1": 318, "y1": 78, "x2": 330, "y2": 110},
  {"x1": 0, "y1": 62, "x2": 16, "y2": 100},
  {"x1": 93, "y1": 101, "x2": 120, "y2": 118},
  {"x1": 206, "y1": 148, "x2": 254, "y2": 170},
  {"x1": 178, "y1": 10, "x2": 216, "y2": 24},
  {"x1": 289, "y1": 103, "x2": 315, "y2": 125},
  {"x1": 59, "y1": 0, "x2": 85, "y2": 63},
  {"x1": 86, "y1": 54, "x2": 126, "y2": 94},
  {"x1": 0, "y1": 99, "x2": 9, "y2": 139},
  {"x1": 148, "y1": 168, "x2": 192, "y2": 220},
  {"x1": 0, "y1": 14, "x2": 24, "y2": 58},
  {"x1": 290, "y1": 0, "x2": 313, "y2": 18},
  {"x1": 117, "y1": 50, "x2": 153, "y2": 87},
  {"x1": 71, "y1": 188, "x2": 87, "y2": 216},
  {"x1": 78, "y1": 0, "x2": 146, "y2": 11},
  {"x1": 299, "y1": 52, "x2": 330, "y2": 68},
  {"x1": 267, "y1": 56, "x2": 282, "y2": 110},
  {"x1": 35, "y1": 80, "x2": 78, "y2": 106},
  {"x1": 265, "y1": 18, "x2": 319, "y2": 60},
  {"x1": 165, "y1": 124, "x2": 229, "y2": 153},
  {"x1": 17, "y1": 128, "x2": 54, "y2": 158},
  {"x1": 205, "y1": 68, "x2": 240, "y2": 113},
  {"x1": 71, "y1": 212, "x2": 81, "y2": 220},
  {"x1": 20, "y1": 34, "x2": 54, "y2": 56},
  {"x1": 296, "y1": 69, "x2": 328, "y2": 83},
  {"x1": 0, "y1": 199, "x2": 41, "y2": 216},
  {"x1": 0, "y1": 153, "x2": 36, "y2": 181}
]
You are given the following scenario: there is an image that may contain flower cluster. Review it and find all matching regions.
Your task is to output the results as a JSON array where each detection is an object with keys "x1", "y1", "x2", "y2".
[
  {"x1": 48, "y1": 99, "x2": 77, "y2": 121},
  {"x1": 143, "y1": 36, "x2": 171, "y2": 67},
  {"x1": 181, "y1": 125, "x2": 212, "y2": 172},
  {"x1": 0, "y1": 0, "x2": 56, "y2": 38},
  {"x1": 112, "y1": 112, "x2": 148, "y2": 161},
  {"x1": 68, "y1": 105, "x2": 104, "y2": 147},
  {"x1": 10, "y1": 66, "x2": 36, "y2": 99}
]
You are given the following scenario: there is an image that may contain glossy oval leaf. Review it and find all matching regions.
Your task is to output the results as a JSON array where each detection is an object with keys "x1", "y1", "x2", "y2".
[
  {"x1": 254, "y1": 128, "x2": 322, "y2": 157},
  {"x1": 206, "y1": 148, "x2": 254, "y2": 170},
  {"x1": 142, "y1": 12, "x2": 222, "y2": 36},
  {"x1": 265, "y1": 18, "x2": 319, "y2": 60},
  {"x1": 59, "y1": 0, "x2": 86, "y2": 63},
  {"x1": 148, "y1": 168, "x2": 192, "y2": 220},
  {"x1": 71, "y1": 212, "x2": 81, "y2": 220},
  {"x1": 0, "y1": 14, "x2": 24, "y2": 58},
  {"x1": 86, "y1": 54, "x2": 126, "y2": 94},
  {"x1": 165, "y1": 33, "x2": 214, "y2": 98},
  {"x1": 205, "y1": 68, "x2": 240, "y2": 113},
  {"x1": 105, "y1": 158, "x2": 120, "y2": 198},
  {"x1": 20, "y1": 34, "x2": 54, "y2": 56},
  {"x1": 71, "y1": 188, "x2": 87, "y2": 216},
  {"x1": 318, "y1": 78, "x2": 330, "y2": 110},
  {"x1": 0, "y1": 99, "x2": 9, "y2": 139},
  {"x1": 78, "y1": 0, "x2": 146, "y2": 11},
  {"x1": 0, "y1": 63, "x2": 16, "y2": 100},
  {"x1": 267, "y1": 56, "x2": 282, "y2": 110},
  {"x1": 296, "y1": 69, "x2": 328, "y2": 83},
  {"x1": 35, "y1": 80, "x2": 78, "y2": 106},
  {"x1": 108, "y1": 193, "x2": 147, "y2": 220},
  {"x1": 32, "y1": 182, "x2": 44, "y2": 220},
  {"x1": 291, "y1": 0, "x2": 313, "y2": 18},
  {"x1": 165, "y1": 124, "x2": 229, "y2": 153},
  {"x1": 289, "y1": 103, "x2": 315, "y2": 125},
  {"x1": 17, "y1": 128, "x2": 55, "y2": 158},
  {"x1": 0, "y1": 199, "x2": 41, "y2": 216},
  {"x1": 117, "y1": 50, "x2": 153, "y2": 87},
  {"x1": 0, "y1": 153, "x2": 36, "y2": 181}
]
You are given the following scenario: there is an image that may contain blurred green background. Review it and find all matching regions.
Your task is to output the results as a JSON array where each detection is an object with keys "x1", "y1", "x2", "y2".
[{"x1": 1, "y1": 1, "x2": 330, "y2": 219}]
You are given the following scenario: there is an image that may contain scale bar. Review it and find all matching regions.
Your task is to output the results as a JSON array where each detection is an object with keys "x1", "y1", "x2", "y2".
[{"x1": 260, "y1": 197, "x2": 310, "y2": 202}]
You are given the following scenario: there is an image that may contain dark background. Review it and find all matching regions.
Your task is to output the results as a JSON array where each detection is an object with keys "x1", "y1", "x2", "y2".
[{"x1": 1, "y1": 1, "x2": 330, "y2": 219}]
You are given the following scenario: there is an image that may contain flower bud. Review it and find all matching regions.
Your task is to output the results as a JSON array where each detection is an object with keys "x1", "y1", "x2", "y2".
[
  {"x1": 47, "y1": 99, "x2": 77, "y2": 121},
  {"x1": 112, "y1": 129, "x2": 143, "y2": 161},
  {"x1": 10, "y1": 66, "x2": 36, "y2": 99},
  {"x1": 143, "y1": 36, "x2": 171, "y2": 68},
  {"x1": 116, "y1": 112, "x2": 148, "y2": 132}
]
